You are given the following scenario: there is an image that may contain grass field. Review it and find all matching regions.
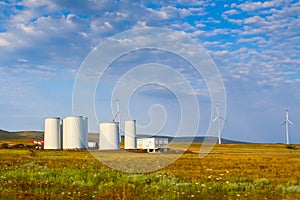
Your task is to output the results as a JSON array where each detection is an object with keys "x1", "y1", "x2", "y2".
[{"x1": 0, "y1": 142, "x2": 300, "y2": 199}]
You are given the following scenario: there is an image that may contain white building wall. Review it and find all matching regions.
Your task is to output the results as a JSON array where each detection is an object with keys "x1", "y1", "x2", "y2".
[
  {"x1": 136, "y1": 138, "x2": 168, "y2": 150},
  {"x1": 99, "y1": 122, "x2": 120, "y2": 150},
  {"x1": 82, "y1": 117, "x2": 88, "y2": 149},
  {"x1": 44, "y1": 117, "x2": 61, "y2": 149},
  {"x1": 124, "y1": 120, "x2": 136, "y2": 149},
  {"x1": 63, "y1": 116, "x2": 87, "y2": 149}
]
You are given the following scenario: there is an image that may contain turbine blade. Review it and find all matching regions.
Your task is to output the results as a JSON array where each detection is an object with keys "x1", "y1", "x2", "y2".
[
  {"x1": 219, "y1": 116, "x2": 227, "y2": 122},
  {"x1": 211, "y1": 116, "x2": 218, "y2": 123},
  {"x1": 288, "y1": 120, "x2": 296, "y2": 127},
  {"x1": 281, "y1": 121, "x2": 287, "y2": 126}
]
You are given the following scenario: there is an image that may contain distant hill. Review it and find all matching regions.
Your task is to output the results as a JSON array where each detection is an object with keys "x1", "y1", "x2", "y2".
[
  {"x1": 1, "y1": 130, "x2": 248, "y2": 144},
  {"x1": 87, "y1": 133, "x2": 249, "y2": 144},
  {"x1": 167, "y1": 136, "x2": 250, "y2": 144},
  {"x1": 0, "y1": 129, "x2": 43, "y2": 140},
  {"x1": 0, "y1": 129, "x2": 10, "y2": 134}
]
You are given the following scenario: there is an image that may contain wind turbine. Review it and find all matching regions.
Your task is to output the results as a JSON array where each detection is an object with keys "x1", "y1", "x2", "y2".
[
  {"x1": 211, "y1": 105, "x2": 226, "y2": 144},
  {"x1": 281, "y1": 108, "x2": 295, "y2": 145},
  {"x1": 112, "y1": 99, "x2": 120, "y2": 122},
  {"x1": 113, "y1": 98, "x2": 122, "y2": 141}
]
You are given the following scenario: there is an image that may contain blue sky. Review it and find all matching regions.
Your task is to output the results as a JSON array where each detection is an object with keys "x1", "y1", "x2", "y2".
[{"x1": 0, "y1": 0, "x2": 299, "y2": 143}]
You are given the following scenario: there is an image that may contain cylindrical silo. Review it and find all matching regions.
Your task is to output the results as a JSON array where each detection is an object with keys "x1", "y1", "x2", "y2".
[
  {"x1": 99, "y1": 122, "x2": 120, "y2": 150},
  {"x1": 124, "y1": 120, "x2": 136, "y2": 149},
  {"x1": 63, "y1": 116, "x2": 86, "y2": 149},
  {"x1": 82, "y1": 117, "x2": 88, "y2": 149},
  {"x1": 44, "y1": 117, "x2": 62, "y2": 149}
]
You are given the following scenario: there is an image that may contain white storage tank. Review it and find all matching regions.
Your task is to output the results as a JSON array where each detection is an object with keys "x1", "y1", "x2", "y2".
[
  {"x1": 124, "y1": 120, "x2": 136, "y2": 149},
  {"x1": 99, "y1": 122, "x2": 120, "y2": 150},
  {"x1": 63, "y1": 116, "x2": 87, "y2": 149},
  {"x1": 82, "y1": 117, "x2": 88, "y2": 149},
  {"x1": 44, "y1": 117, "x2": 62, "y2": 149}
]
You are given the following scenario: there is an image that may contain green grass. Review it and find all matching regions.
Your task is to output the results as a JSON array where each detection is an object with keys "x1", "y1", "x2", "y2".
[{"x1": 0, "y1": 143, "x2": 300, "y2": 199}]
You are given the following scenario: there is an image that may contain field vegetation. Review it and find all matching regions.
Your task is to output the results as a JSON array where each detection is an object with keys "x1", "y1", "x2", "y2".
[{"x1": 0, "y1": 141, "x2": 299, "y2": 199}]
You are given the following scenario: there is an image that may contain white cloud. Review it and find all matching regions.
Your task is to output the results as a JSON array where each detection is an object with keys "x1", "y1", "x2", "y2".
[
  {"x1": 78, "y1": 32, "x2": 88, "y2": 38},
  {"x1": 176, "y1": 0, "x2": 206, "y2": 6},
  {"x1": 211, "y1": 50, "x2": 229, "y2": 56},
  {"x1": 234, "y1": 0, "x2": 286, "y2": 11},
  {"x1": 134, "y1": 21, "x2": 147, "y2": 28},
  {"x1": 161, "y1": 6, "x2": 191, "y2": 18},
  {"x1": 0, "y1": 67, "x2": 35, "y2": 98},
  {"x1": 146, "y1": 8, "x2": 169, "y2": 20},
  {"x1": 202, "y1": 41, "x2": 220, "y2": 46},
  {"x1": 19, "y1": 0, "x2": 57, "y2": 10},
  {"x1": 189, "y1": 7, "x2": 206, "y2": 14},
  {"x1": 223, "y1": 9, "x2": 239, "y2": 16},
  {"x1": 237, "y1": 36, "x2": 267, "y2": 44},
  {"x1": 104, "y1": 21, "x2": 113, "y2": 29},
  {"x1": 205, "y1": 28, "x2": 230, "y2": 37},
  {"x1": 204, "y1": 17, "x2": 221, "y2": 24},
  {"x1": 195, "y1": 23, "x2": 206, "y2": 28},
  {"x1": 18, "y1": 59, "x2": 28, "y2": 63},
  {"x1": 180, "y1": 22, "x2": 197, "y2": 31},
  {"x1": 189, "y1": 30, "x2": 205, "y2": 37},
  {"x1": 226, "y1": 18, "x2": 243, "y2": 25},
  {"x1": 244, "y1": 15, "x2": 267, "y2": 25},
  {"x1": 0, "y1": 38, "x2": 10, "y2": 47}
]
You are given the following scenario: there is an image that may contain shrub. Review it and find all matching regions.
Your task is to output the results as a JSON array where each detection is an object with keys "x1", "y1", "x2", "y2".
[
  {"x1": 286, "y1": 145, "x2": 298, "y2": 150},
  {"x1": 12, "y1": 144, "x2": 25, "y2": 148},
  {"x1": 1, "y1": 143, "x2": 9, "y2": 148}
]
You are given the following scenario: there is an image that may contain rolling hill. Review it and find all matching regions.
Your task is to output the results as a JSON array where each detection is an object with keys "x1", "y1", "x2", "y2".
[
  {"x1": 88, "y1": 133, "x2": 249, "y2": 144},
  {"x1": 0, "y1": 129, "x2": 248, "y2": 144},
  {"x1": 0, "y1": 129, "x2": 44, "y2": 140}
]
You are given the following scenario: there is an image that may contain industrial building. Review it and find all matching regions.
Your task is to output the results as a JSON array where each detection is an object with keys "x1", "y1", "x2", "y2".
[
  {"x1": 98, "y1": 119, "x2": 169, "y2": 152},
  {"x1": 44, "y1": 116, "x2": 88, "y2": 150},
  {"x1": 44, "y1": 116, "x2": 169, "y2": 152},
  {"x1": 137, "y1": 137, "x2": 169, "y2": 152}
]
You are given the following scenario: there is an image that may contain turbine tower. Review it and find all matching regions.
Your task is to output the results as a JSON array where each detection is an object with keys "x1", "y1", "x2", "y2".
[
  {"x1": 113, "y1": 98, "x2": 121, "y2": 141},
  {"x1": 212, "y1": 105, "x2": 226, "y2": 144},
  {"x1": 113, "y1": 99, "x2": 120, "y2": 123},
  {"x1": 281, "y1": 108, "x2": 295, "y2": 145}
]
